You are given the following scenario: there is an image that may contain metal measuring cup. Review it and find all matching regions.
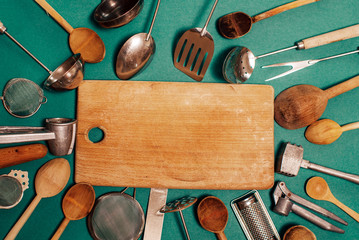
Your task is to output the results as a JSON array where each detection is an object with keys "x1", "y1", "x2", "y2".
[{"x1": 0, "y1": 21, "x2": 84, "y2": 91}]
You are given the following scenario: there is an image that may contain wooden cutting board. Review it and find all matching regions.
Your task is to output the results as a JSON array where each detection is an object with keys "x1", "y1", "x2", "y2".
[{"x1": 75, "y1": 81, "x2": 274, "y2": 190}]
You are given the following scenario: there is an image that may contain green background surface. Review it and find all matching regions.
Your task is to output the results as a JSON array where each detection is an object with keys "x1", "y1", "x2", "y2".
[{"x1": 0, "y1": 0, "x2": 358, "y2": 239}]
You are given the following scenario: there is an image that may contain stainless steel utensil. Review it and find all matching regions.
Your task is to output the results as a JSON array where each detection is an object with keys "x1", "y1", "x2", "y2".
[
  {"x1": 94, "y1": 0, "x2": 144, "y2": 28},
  {"x1": 263, "y1": 48, "x2": 359, "y2": 81},
  {"x1": 0, "y1": 21, "x2": 84, "y2": 91},
  {"x1": 160, "y1": 196, "x2": 197, "y2": 240},
  {"x1": 88, "y1": 188, "x2": 145, "y2": 240},
  {"x1": 223, "y1": 24, "x2": 359, "y2": 84},
  {"x1": 173, "y1": 0, "x2": 218, "y2": 81},
  {"x1": 273, "y1": 181, "x2": 346, "y2": 233},
  {"x1": 277, "y1": 142, "x2": 359, "y2": 184},
  {"x1": 116, "y1": 0, "x2": 161, "y2": 79},
  {"x1": 1, "y1": 78, "x2": 47, "y2": 118},
  {"x1": 231, "y1": 190, "x2": 280, "y2": 240},
  {"x1": 0, "y1": 118, "x2": 77, "y2": 156}
]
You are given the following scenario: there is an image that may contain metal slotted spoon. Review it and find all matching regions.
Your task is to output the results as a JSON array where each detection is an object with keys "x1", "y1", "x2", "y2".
[{"x1": 173, "y1": 0, "x2": 218, "y2": 81}]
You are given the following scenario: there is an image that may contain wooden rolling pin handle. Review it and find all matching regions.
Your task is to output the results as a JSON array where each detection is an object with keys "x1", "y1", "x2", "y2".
[
  {"x1": 300, "y1": 24, "x2": 359, "y2": 49},
  {"x1": 325, "y1": 75, "x2": 359, "y2": 99},
  {"x1": 252, "y1": 0, "x2": 319, "y2": 23},
  {"x1": 0, "y1": 144, "x2": 47, "y2": 169},
  {"x1": 4, "y1": 195, "x2": 42, "y2": 240},
  {"x1": 34, "y1": 0, "x2": 74, "y2": 33},
  {"x1": 51, "y1": 218, "x2": 70, "y2": 240}
]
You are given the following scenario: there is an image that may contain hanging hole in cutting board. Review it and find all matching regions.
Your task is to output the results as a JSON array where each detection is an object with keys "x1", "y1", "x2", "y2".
[{"x1": 88, "y1": 127, "x2": 105, "y2": 143}]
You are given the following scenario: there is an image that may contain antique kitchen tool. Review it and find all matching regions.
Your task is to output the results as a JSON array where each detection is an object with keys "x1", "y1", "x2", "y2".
[
  {"x1": 0, "y1": 21, "x2": 84, "y2": 91},
  {"x1": 75, "y1": 81, "x2": 274, "y2": 189},
  {"x1": 283, "y1": 226, "x2": 317, "y2": 240},
  {"x1": 35, "y1": 0, "x2": 105, "y2": 63},
  {"x1": 197, "y1": 196, "x2": 228, "y2": 240},
  {"x1": 143, "y1": 188, "x2": 168, "y2": 240},
  {"x1": 274, "y1": 75, "x2": 359, "y2": 129},
  {"x1": 160, "y1": 196, "x2": 197, "y2": 240},
  {"x1": 223, "y1": 24, "x2": 359, "y2": 83},
  {"x1": 277, "y1": 142, "x2": 359, "y2": 184},
  {"x1": 0, "y1": 170, "x2": 29, "y2": 209},
  {"x1": 306, "y1": 177, "x2": 359, "y2": 222},
  {"x1": 173, "y1": 0, "x2": 218, "y2": 81},
  {"x1": 231, "y1": 190, "x2": 280, "y2": 240},
  {"x1": 263, "y1": 47, "x2": 359, "y2": 81},
  {"x1": 4, "y1": 158, "x2": 70, "y2": 240},
  {"x1": 0, "y1": 144, "x2": 47, "y2": 169},
  {"x1": 52, "y1": 183, "x2": 95, "y2": 240},
  {"x1": 273, "y1": 181, "x2": 346, "y2": 233},
  {"x1": 94, "y1": 0, "x2": 143, "y2": 28},
  {"x1": 116, "y1": 0, "x2": 161, "y2": 79},
  {"x1": 88, "y1": 188, "x2": 145, "y2": 240},
  {"x1": 218, "y1": 0, "x2": 318, "y2": 39},
  {"x1": 0, "y1": 118, "x2": 77, "y2": 156},
  {"x1": 1, "y1": 78, "x2": 47, "y2": 118},
  {"x1": 305, "y1": 119, "x2": 359, "y2": 145}
]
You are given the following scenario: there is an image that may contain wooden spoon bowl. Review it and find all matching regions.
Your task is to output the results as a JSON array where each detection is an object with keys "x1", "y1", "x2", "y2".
[
  {"x1": 283, "y1": 225, "x2": 316, "y2": 240},
  {"x1": 305, "y1": 119, "x2": 342, "y2": 144},
  {"x1": 197, "y1": 196, "x2": 228, "y2": 240}
]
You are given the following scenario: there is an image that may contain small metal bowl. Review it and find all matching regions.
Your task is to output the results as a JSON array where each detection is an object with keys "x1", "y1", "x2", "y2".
[{"x1": 94, "y1": 0, "x2": 144, "y2": 28}]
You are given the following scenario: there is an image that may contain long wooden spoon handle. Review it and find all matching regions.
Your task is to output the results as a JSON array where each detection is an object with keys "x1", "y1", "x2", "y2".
[
  {"x1": 341, "y1": 121, "x2": 359, "y2": 132},
  {"x1": 0, "y1": 144, "x2": 47, "y2": 169},
  {"x1": 51, "y1": 218, "x2": 70, "y2": 240},
  {"x1": 4, "y1": 195, "x2": 42, "y2": 240},
  {"x1": 325, "y1": 75, "x2": 359, "y2": 99},
  {"x1": 34, "y1": 0, "x2": 74, "y2": 33},
  {"x1": 215, "y1": 231, "x2": 227, "y2": 240},
  {"x1": 252, "y1": 0, "x2": 319, "y2": 23},
  {"x1": 330, "y1": 196, "x2": 359, "y2": 222},
  {"x1": 301, "y1": 24, "x2": 359, "y2": 49}
]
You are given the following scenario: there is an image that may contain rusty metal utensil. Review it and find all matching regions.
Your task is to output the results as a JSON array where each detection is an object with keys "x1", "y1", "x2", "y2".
[
  {"x1": 94, "y1": 0, "x2": 143, "y2": 28},
  {"x1": 173, "y1": 0, "x2": 218, "y2": 81},
  {"x1": 218, "y1": 0, "x2": 319, "y2": 39},
  {"x1": 35, "y1": 0, "x2": 105, "y2": 63},
  {"x1": 0, "y1": 21, "x2": 84, "y2": 91}
]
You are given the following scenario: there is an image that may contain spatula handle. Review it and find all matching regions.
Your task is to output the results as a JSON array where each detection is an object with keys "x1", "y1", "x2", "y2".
[
  {"x1": 51, "y1": 218, "x2": 70, "y2": 240},
  {"x1": 0, "y1": 144, "x2": 47, "y2": 169},
  {"x1": 299, "y1": 24, "x2": 359, "y2": 49},
  {"x1": 35, "y1": 0, "x2": 74, "y2": 33},
  {"x1": 252, "y1": 0, "x2": 319, "y2": 23},
  {"x1": 4, "y1": 195, "x2": 42, "y2": 240},
  {"x1": 325, "y1": 75, "x2": 359, "y2": 99},
  {"x1": 330, "y1": 196, "x2": 359, "y2": 223}
]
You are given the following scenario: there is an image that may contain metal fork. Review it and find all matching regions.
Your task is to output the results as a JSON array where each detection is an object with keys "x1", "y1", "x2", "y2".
[{"x1": 262, "y1": 48, "x2": 359, "y2": 81}]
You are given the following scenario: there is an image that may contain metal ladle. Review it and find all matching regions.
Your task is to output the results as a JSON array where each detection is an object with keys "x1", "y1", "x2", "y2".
[
  {"x1": 116, "y1": 0, "x2": 161, "y2": 80},
  {"x1": 94, "y1": 0, "x2": 144, "y2": 28},
  {"x1": 0, "y1": 21, "x2": 84, "y2": 91}
]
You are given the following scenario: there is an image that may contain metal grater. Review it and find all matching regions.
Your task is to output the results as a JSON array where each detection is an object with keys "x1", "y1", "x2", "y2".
[{"x1": 231, "y1": 190, "x2": 280, "y2": 240}]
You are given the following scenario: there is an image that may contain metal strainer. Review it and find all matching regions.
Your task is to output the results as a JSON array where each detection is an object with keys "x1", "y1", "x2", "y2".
[
  {"x1": 1, "y1": 78, "x2": 46, "y2": 118},
  {"x1": 231, "y1": 190, "x2": 280, "y2": 240}
]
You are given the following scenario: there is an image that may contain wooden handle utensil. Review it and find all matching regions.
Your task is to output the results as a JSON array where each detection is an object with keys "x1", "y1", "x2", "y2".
[{"x1": 0, "y1": 144, "x2": 47, "y2": 169}]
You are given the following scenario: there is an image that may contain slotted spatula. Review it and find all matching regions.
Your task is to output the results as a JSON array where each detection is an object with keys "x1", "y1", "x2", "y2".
[{"x1": 173, "y1": 0, "x2": 218, "y2": 81}]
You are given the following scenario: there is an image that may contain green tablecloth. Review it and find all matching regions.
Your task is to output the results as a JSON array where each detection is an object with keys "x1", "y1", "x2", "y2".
[{"x1": 1, "y1": 0, "x2": 358, "y2": 239}]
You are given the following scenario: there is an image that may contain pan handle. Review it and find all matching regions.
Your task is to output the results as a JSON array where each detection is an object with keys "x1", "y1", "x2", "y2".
[
  {"x1": 34, "y1": 0, "x2": 74, "y2": 33},
  {"x1": 252, "y1": 0, "x2": 319, "y2": 23}
]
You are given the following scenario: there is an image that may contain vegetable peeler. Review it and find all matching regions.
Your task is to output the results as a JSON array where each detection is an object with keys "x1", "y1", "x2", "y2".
[{"x1": 273, "y1": 181, "x2": 347, "y2": 233}]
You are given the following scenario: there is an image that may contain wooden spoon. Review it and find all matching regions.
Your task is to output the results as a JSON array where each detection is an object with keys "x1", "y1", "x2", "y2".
[
  {"x1": 283, "y1": 225, "x2": 316, "y2": 240},
  {"x1": 197, "y1": 196, "x2": 228, "y2": 240},
  {"x1": 305, "y1": 119, "x2": 359, "y2": 144},
  {"x1": 275, "y1": 75, "x2": 359, "y2": 129},
  {"x1": 306, "y1": 176, "x2": 359, "y2": 222},
  {"x1": 218, "y1": 0, "x2": 318, "y2": 39},
  {"x1": 51, "y1": 183, "x2": 95, "y2": 240},
  {"x1": 35, "y1": 0, "x2": 105, "y2": 63},
  {"x1": 4, "y1": 158, "x2": 70, "y2": 240}
]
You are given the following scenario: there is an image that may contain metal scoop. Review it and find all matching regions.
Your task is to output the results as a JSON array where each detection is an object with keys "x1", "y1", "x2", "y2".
[
  {"x1": 94, "y1": 0, "x2": 143, "y2": 28},
  {"x1": 116, "y1": 0, "x2": 161, "y2": 80},
  {"x1": 263, "y1": 48, "x2": 359, "y2": 81},
  {"x1": 0, "y1": 21, "x2": 84, "y2": 91}
]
